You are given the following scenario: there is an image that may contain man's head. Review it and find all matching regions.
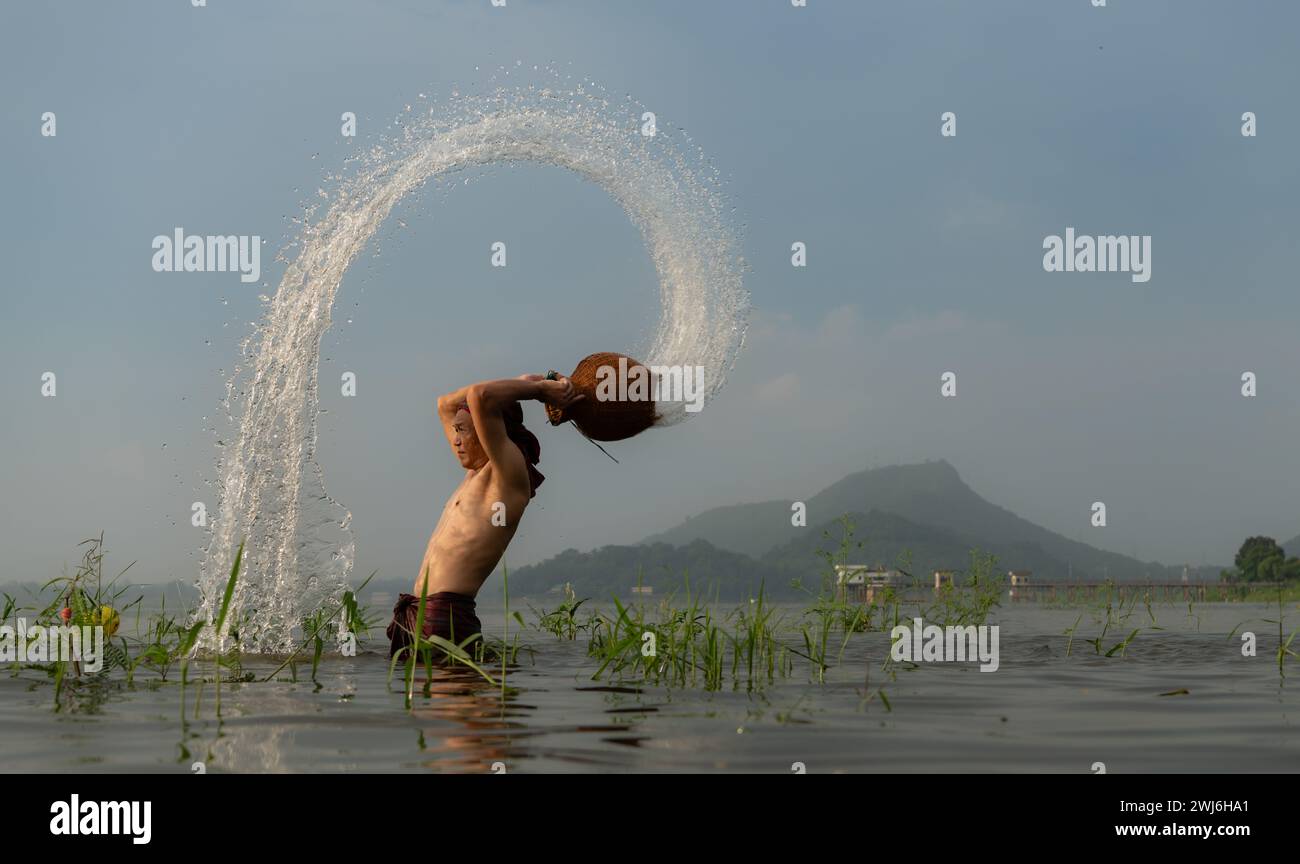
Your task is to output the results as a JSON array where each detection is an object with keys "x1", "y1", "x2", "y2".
[
  {"x1": 449, "y1": 402, "x2": 545, "y2": 496},
  {"x1": 450, "y1": 405, "x2": 487, "y2": 470}
]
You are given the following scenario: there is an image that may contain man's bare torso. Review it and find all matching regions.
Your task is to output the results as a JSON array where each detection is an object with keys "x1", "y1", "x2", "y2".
[{"x1": 414, "y1": 463, "x2": 528, "y2": 598}]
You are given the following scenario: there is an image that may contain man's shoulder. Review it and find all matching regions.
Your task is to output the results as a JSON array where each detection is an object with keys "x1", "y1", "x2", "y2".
[{"x1": 472, "y1": 458, "x2": 530, "y2": 498}]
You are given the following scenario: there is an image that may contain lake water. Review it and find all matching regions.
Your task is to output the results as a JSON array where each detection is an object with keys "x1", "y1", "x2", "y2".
[{"x1": 2, "y1": 602, "x2": 1296, "y2": 773}]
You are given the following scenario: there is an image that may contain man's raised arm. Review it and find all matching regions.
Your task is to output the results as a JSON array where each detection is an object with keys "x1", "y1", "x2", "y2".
[
  {"x1": 471, "y1": 376, "x2": 580, "y2": 483},
  {"x1": 436, "y1": 374, "x2": 577, "y2": 423},
  {"x1": 435, "y1": 375, "x2": 582, "y2": 463}
]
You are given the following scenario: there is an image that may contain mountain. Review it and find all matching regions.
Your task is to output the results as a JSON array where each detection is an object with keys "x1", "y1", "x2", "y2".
[
  {"x1": 1284, "y1": 534, "x2": 1300, "y2": 556},
  {"x1": 508, "y1": 506, "x2": 1113, "y2": 602},
  {"x1": 509, "y1": 461, "x2": 1194, "y2": 599},
  {"x1": 758, "y1": 509, "x2": 1076, "y2": 585},
  {"x1": 639, "y1": 500, "x2": 790, "y2": 560},
  {"x1": 645, "y1": 460, "x2": 1169, "y2": 582},
  {"x1": 507, "y1": 540, "x2": 789, "y2": 601}
]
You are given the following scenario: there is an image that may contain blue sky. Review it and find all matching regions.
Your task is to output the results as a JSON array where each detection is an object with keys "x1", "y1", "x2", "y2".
[{"x1": 2, "y1": 0, "x2": 1298, "y2": 588}]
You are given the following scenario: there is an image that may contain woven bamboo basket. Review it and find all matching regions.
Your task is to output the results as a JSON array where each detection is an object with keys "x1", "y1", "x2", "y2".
[{"x1": 545, "y1": 352, "x2": 659, "y2": 442}]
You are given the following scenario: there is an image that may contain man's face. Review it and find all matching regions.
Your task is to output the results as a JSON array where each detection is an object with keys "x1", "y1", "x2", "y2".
[{"x1": 451, "y1": 408, "x2": 487, "y2": 469}]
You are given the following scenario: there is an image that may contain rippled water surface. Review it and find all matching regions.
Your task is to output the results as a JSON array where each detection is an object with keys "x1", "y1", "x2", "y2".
[{"x1": 2, "y1": 604, "x2": 1296, "y2": 773}]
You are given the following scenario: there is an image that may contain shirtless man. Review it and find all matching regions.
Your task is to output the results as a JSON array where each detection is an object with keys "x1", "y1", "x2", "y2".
[{"x1": 385, "y1": 373, "x2": 583, "y2": 659}]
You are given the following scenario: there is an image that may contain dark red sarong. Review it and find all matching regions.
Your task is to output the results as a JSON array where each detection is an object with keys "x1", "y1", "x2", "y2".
[{"x1": 386, "y1": 592, "x2": 482, "y2": 659}]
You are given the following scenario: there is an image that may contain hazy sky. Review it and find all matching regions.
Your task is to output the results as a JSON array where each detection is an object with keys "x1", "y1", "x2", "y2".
[{"x1": 2, "y1": 0, "x2": 1297, "y2": 590}]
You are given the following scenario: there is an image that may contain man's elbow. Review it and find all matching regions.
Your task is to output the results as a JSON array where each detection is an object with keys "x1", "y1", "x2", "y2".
[{"x1": 465, "y1": 383, "x2": 492, "y2": 413}]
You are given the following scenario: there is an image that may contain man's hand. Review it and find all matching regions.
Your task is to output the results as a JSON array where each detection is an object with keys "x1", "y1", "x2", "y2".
[{"x1": 538, "y1": 375, "x2": 584, "y2": 410}]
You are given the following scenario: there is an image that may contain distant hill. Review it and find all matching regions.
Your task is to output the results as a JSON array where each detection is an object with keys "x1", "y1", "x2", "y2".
[
  {"x1": 645, "y1": 460, "x2": 1171, "y2": 582},
  {"x1": 507, "y1": 504, "x2": 1140, "y2": 602},
  {"x1": 506, "y1": 540, "x2": 790, "y2": 601},
  {"x1": 1284, "y1": 534, "x2": 1300, "y2": 556},
  {"x1": 758, "y1": 509, "x2": 1076, "y2": 585},
  {"x1": 508, "y1": 462, "x2": 1210, "y2": 600}
]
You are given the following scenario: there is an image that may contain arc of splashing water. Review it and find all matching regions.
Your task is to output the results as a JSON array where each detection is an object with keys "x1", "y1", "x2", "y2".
[{"x1": 199, "y1": 99, "x2": 749, "y2": 653}]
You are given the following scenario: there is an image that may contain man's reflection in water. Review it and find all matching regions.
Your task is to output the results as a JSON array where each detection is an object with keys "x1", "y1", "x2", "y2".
[{"x1": 408, "y1": 665, "x2": 532, "y2": 772}]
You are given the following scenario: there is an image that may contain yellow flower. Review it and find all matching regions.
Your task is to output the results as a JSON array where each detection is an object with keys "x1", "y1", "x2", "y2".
[{"x1": 92, "y1": 605, "x2": 120, "y2": 637}]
